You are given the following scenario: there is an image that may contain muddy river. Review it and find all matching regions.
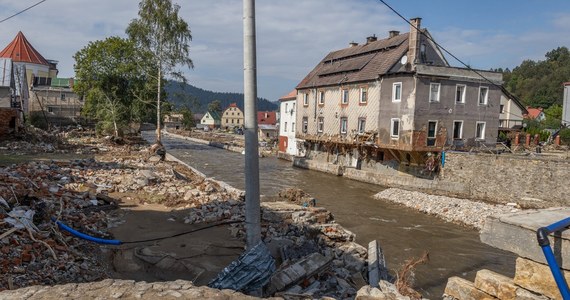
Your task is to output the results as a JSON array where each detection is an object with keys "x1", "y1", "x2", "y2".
[{"x1": 145, "y1": 132, "x2": 515, "y2": 298}]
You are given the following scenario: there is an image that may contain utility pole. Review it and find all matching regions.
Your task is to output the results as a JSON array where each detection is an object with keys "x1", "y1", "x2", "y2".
[{"x1": 243, "y1": 0, "x2": 261, "y2": 249}]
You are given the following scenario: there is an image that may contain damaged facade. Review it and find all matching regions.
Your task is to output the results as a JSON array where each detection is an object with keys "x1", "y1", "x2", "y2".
[
  {"x1": 0, "y1": 58, "x2": 26, "y2": 136},
  {"x1": 295, "y1": 18, "x2": 503, "y2": 175}
]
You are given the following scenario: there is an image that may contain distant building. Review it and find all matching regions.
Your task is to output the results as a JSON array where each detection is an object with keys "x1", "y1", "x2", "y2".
[
  {"x1": 221, "y1": 103, "x2": 244, "y2": 129},
  {"x1": 0, "y1": 31, "x2": 82, "y2": 125},
  {"x1": 524, "y1": 107, "x2": 546, "y2": 121},
  {"x1": 201, "y1": 111, "x2": 221, "y2": 129},
  {"x1": 499, "y1": 88, "x2": 527, "y2": 129},
  {"x1": 278, "y1": 90, "x2": 298, "y2": 155},
  {"x1": 257, "y1": 111, "x2": 277, "y2": 125},
  {"x1": 164, "y1": 113, "x2": 183, "y2": 130},
  {"x1": 562, "y1": 82, "x2": 570, "y2": 126}
]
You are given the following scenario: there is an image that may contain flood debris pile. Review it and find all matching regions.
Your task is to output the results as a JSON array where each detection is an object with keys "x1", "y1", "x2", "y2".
[
  {"x1": 0, "y1": 160, "x2": 114, "y2": 291},
  {"x1": 276, "y1": 188, "x2": 317, "y2": 207},
  {"x1": 184, "y1": 192, "x2": 365, "y2": 299}
]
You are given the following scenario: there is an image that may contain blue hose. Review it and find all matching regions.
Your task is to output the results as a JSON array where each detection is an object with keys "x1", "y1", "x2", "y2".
[{"x1": 52, "y1": 218, "x2": 122, "y2": 245}]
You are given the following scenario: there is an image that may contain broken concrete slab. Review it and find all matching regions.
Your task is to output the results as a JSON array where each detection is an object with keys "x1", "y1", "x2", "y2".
[
  {"x1": 267, "y1": 252, "x2": 333, "y2": 294},
  {"x1": 368, "y1": 240, "x2": 389, "y2": 287},
  {"x1": 480, "y1": 208, "x2": 570, "y2": 269}
]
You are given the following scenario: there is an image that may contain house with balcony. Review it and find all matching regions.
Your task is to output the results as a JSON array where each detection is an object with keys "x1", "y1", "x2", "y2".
[
  {"x1": 295, "y1": 18, "x2": 504, "y2": 174},
  {"x1": 499, "y1": 88, "x2": 527, "y2": 130}
]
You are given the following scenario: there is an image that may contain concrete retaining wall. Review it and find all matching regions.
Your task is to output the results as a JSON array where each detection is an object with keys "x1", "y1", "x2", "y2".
[
  {"x1": 441, "y1": 152, "x2": 570, "y2": 205},
  {"x1": 293, "y1": 158, "x2": 343, "y2": 176}
]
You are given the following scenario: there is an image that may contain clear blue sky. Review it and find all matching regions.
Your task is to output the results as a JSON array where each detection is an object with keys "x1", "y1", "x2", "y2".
[{"x1": 0, "y1": 0, "x2": 569, "y2": 102}]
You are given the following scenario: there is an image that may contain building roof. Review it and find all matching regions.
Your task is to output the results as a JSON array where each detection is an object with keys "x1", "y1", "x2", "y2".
[
  {"x1": 524, "y1": 107, "x2": 544, "y2": 119},
  {"x1": 297, "y1": 33, "x2": 409, "y2": 89},
  {"x1": 279, "y1": 89, "x2": 297, "y2": 101},
  {"x1": 500, "y1": 87, "x2": 528, "y2": 115},
  {"x1": 0, "y1": 32, "x2": 49, "y2": 66},
  {"x1": 205, "y1": 110, "x2": 221, "y2": 121},
  {"x1": 228, "y1": 102, "x2": 238, "y2": 108},
  {"x1": 258, "y1": 111, "x2": 277, "y2": 125}
]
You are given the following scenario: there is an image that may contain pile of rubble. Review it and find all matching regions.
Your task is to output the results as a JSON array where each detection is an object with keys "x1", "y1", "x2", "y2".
[{"x1": 0, "y1": 160, "x2": 113, "y2": 291}]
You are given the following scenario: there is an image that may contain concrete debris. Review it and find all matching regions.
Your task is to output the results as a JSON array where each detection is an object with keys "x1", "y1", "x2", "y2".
[
  {"x1": 375, "y1": 188, "x2": 520, "y2": 230},
  {"x1": 208, "y1": 242, "x2": 276, "y2": 293}
]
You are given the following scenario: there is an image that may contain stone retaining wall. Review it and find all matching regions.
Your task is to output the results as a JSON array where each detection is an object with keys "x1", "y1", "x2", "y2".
[
  {"x1": 445, "y1": 257, "x2": 567, "y2": 300},
  {"x1": 441, "y1": 152, "x2": 570, "y2": 206}
]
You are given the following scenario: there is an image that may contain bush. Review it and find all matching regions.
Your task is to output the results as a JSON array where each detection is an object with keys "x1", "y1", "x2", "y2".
[{"x1": 559, "y1": 128, "x2": 570, "y2": 145}]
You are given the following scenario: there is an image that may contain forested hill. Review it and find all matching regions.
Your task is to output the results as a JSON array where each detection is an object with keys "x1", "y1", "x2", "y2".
[
  {"x1": 165, "y1": 81, "x2": 278, "y2": 113},
  {"x1": 500, "y1": 46, "x2": 570, "y2": 108}
]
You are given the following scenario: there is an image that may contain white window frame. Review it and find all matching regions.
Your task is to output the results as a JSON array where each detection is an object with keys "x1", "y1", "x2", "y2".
[
  {"x1": 455, "y1": 84, "x2": 466, "y2": 104},
  {"x1": 341, "y1": 89, "x2": 349, "y2": 104},
  {"x1": 318, "y1": 91, "x2": 325, "y2": 105},
  {"x1": 392, "y1": 82, "x2": 402, "y2": 102},
  {"x1": 390, "y1": 118, "x2": 400, "y2": 138},
  {"x1": 476, "y1": 121, "x2": 486, "y2": 140},
  {"x1": 478, "y1": 86, "x2": 489, "y2": 105},
  {"x1": 317, "y1": 117, "x2": 324, "y2": 133},
  {"x1": 429, "y1": 83, "x2": 440, "y2": 102},
  {"x1": 303, "y1": 93, "x2": 309, "y2": 106},
  {"x1": 340, "y1": 117, "x2": 348, "y2": 134},
  {"x1": 359, "y1": 87, "x2": 367, "y2": 104},
  {"x1": 358, "y1": 118, "x2": 366, "y2": 133},
  {"x1": 302, "y1": 117, "x2": 308, "y2": 133},
  {"x1": 453, "y1": 120, "x2": 464, "y2": 139}
]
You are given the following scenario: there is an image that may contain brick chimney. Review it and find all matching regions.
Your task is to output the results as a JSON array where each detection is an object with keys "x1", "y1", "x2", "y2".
[
  {"x1": 349, "y1": 41, "x2": 358, "y2": 47},
  {"x1": 389, "y1": 30, "x2": 400, "y2": 38},
  {"x1": 407, "y1": 17, "x2": 422, "y2": 66},
  {"x1": 366, "y1": 34, "x2": 378, "y2": 44}
]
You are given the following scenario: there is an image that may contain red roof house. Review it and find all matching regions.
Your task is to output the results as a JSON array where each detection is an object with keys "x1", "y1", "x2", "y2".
[
  {"x1": 0, "y1": 32, "x2": 49, "y2": 66},
  {"x1": 524, "y1": 106, "x2": 546, "y2": 121},
  {"x1": 257, "y1": 111, "x2": 277, "y2": 125}
]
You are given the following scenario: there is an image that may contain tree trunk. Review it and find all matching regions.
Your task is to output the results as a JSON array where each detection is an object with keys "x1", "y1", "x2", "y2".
[{"x1": 156, "y1": 65, "x2": 162, "y2": 143}]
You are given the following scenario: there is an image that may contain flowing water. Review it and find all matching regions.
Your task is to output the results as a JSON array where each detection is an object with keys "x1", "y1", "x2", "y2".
[{"x1": 145, "y1": 132, "x2": 515, "y2": 298}]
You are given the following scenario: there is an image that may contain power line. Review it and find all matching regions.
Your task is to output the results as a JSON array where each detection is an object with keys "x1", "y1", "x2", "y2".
[
  {"x1": 0, "y1": 0, "x2": 47, "y2": 24},
  {"x1": 376, "y1": 0, "x2": 570, "y2": 125}
]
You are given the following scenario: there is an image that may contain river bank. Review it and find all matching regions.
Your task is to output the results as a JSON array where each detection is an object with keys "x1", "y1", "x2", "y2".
[{"x1": 0, "y1": 130, "x2": 422, "y2": 299}]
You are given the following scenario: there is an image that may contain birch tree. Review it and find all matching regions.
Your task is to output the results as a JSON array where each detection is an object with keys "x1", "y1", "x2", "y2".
[{"x1": 126, "y1": 0, "x2": 193, "y2": 143}]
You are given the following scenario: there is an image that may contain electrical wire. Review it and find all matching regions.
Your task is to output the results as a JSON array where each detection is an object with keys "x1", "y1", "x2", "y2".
[
  {"x1": 376, "y1": 0, "x2": 570, "y2": 125},
  {"x1": 0, "y1": 0, "x2": 47, "y2": 24}
]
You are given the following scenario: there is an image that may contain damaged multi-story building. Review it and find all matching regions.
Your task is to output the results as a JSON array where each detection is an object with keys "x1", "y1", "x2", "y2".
[{"x1": 295, "y1": 18, "x2": 504, "y2": 176}]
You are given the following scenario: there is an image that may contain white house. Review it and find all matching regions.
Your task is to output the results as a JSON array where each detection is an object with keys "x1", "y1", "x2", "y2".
[
  {"x1": 278, "y1": 90, "x2": 298, "y2": 156},
  {"x1": 200, "y1": 111, "x2": 221, "y2": 129}
]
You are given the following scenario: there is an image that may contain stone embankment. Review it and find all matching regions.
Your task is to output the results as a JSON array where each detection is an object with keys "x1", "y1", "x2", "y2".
[
  {"x1": 445, "y1": 209, "x2": 570, "y2": 300},
  {"x1": 374, "y1": 188, "x2": 521, "y2": 230}
]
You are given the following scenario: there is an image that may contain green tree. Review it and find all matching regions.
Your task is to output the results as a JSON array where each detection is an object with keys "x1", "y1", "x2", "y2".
[
  {"x1": 74, "y1": 37, "x2": 156, "y2": 137},
  {"x1": 126, "y1": 0, "x2": 193, "y2": 143},
  {"x1": 543, "y1": 104, "x2": 563, "y2": 129},
  {"x1": 180, "y1": 107, "x2": 195, "y2": 129},
  {"x1": 207, "y1": 100, "x2": 223, "y2": 114},
  {"x1": 503, "y1": 47, "x2": 570, "y2": 108}
]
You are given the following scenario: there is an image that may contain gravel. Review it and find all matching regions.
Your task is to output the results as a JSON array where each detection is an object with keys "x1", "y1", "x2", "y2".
[{"x1": 374, "y1": 188, "x2": 521, "y2": 230}]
